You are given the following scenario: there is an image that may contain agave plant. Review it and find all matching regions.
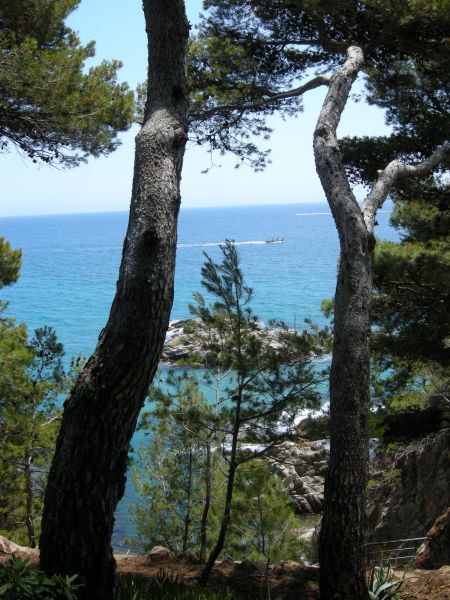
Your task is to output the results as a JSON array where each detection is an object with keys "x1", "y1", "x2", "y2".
[{"x1": 367, "y1": 563, "x2": 405, "y2": 600}]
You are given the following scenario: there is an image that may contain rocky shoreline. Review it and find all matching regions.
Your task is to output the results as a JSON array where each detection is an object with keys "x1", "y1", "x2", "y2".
[
  {"x1": 162, "y1": 321, "x2": 450, "y2": 571},
  {"x1": 267, "y1": 440, "x2": 328, "y2": 514},
  {"x1": 161, "y1": 319, "x2": 312, "y2": 364},
  {"x1": 162, "y1": 320, "x2": 330, "y2": 514},
  {"x1": 161, "y1": 320, "x2": 193, "y2": 362}
]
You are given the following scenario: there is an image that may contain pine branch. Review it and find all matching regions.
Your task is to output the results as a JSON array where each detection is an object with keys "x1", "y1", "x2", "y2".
[
  {"x1": 362, "y1": 143, "x2": 450, "y2": 233},
  {"x1": 192, "y1": 75, "x2": 331, "y2": 120}
]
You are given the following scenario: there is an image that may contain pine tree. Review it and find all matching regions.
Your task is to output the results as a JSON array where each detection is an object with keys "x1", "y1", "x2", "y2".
[
  {"x1": 183, "y1": 241, "x2": 326, "y2": 582},
  {"x1": 187, "y1": 5, "x2": 449, "y2": 597},
  {"x1": 129, "y1": 242, "x2": 325, "y2": 577},
  {"x1": 130, "y1": 373, "x2": 224, "y2": 557},
  {"x1": 130, "y1": 377, "x2": 305, "y2": 570},
  {"x1": 373, "y1": 179, "x2": 450, "y2": 370},
  {"x1": 0, "y1": 246, "x2": 69, "y2": 546},
  {"x1": 0, "y1": 326, "x2": 66, "y2": 547},
  {"x1": 369, "y1": 178, "x2": 449, "y2": 415},
  {"x1": 0, "y1": 0, "x2": 134, "y2": 165},
  {"x1": 229, "y1": 460, "x2": 305, "y2": 564},
  {"x1": 0, "y1": 238, "x2": 22, "y2": 291},
  {"x1": 39, "y1": 3, "x2": 191, "y2": 596}
]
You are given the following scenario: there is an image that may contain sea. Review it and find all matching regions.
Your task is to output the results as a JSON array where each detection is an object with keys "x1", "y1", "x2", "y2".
[{"x1": 0, "y1": 202, "x2": 399, "y2": 549}]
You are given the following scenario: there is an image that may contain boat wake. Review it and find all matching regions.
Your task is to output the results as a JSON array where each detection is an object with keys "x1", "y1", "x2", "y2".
[{"x1": 178, "y1": 240, "x2": 270, "y2": 248}]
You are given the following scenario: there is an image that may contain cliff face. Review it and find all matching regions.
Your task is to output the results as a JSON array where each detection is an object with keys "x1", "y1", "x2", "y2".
[{"x1": 366, "y1": 429, "x2": 450, "y2": 546}]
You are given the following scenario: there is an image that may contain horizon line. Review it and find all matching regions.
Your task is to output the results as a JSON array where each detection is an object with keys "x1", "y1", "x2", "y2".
[{"x1": 0, "y1": 200, "x2": 329, "y2": 219}]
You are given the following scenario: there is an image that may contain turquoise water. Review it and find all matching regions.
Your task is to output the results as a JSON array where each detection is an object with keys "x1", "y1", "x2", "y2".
[
  {"x1": 0, "y1": 202, "x2": 398, "y2": 548},
  {"x1": 1, "y1": 203, "x2": 398, "y2": 357}
]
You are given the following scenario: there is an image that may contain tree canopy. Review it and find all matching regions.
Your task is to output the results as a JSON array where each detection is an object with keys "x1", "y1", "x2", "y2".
[
  {"x1": 0, "y1": 240, "x2": 71, "y2": 547},
  {"x1": 189, "y1": 0, "x2": 449, "y2": 171},
  {"x1": 0, "y1": 0, "x2": 134, "y2": 166},
  {"x1": 186, "y1": 4, "x2": 449, "y2": 598},
  {"x1": 373, "y1": 182, "x2": 449, "y2": 368},
  {"x1": 0, "y1": 237, "x2": 21, "y2": 291},
  {"x1": 186, "y1": 241, "x2": 325, "y2": 582},
  {"x1": 0, "y1": 324, "x2": 67, "y2": 547}
]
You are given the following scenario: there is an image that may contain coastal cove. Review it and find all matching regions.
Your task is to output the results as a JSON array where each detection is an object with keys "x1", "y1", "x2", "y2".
[{"x1": 0, "y1": 202, "x2": 399, "y2": 548}]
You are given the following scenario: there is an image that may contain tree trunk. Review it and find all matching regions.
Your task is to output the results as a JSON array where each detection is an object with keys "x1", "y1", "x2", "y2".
[
  {"x1": 24, "y1": 448, "x2": 36, "y2": 548},
  {"x1": 314, "y1": 47, "x2": 370, "y2": 600},
  {"x1": 25, "y1": 392, "x2": 37, "y2": 548},
  {"x1": 39, "y1": 3, "x2": 190, "y2": 598},
  {"x1": 199, "y1": 394, "x2": 242, "y2": 583},
  {"x1": 199, "y1": 460, "x2": 238, "y2": 583},
  {"x1": 313, "y1": 46, "x2": 449, "y2": 599},
  {"x1": 319, "y1": 242, "x2": 372, "y2": 599},
  {"x1": 182, "y1": 448, "x2": 194, "y2": 553},
  {"x1": 199, "y1": 440, "x2": 212, "y2": 562}
]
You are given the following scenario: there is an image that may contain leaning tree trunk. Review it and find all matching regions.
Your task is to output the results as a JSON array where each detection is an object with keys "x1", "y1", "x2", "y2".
[
  {"x1": 199, "y1": 439, "x2": 212, "y2": 562},
  {"x1": 314, "y1": 47, "x2": 370, "y2": 600},
  {"x1": 313, "y1": 46, "x2": 449, "y2": 600},
  {"x1": 199, "y1": 394, "x2": 242, "y2": 584},
  {"x1": 39, "y1": 2, "x2": 190, "y2": 599}
]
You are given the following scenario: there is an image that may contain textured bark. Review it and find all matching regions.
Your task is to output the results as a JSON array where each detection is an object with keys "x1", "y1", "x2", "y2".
[
  {"x1": 25, "y1": 391, "x2": 38, "y2": 548},
  {"x1": 24, "y1": 449, "x2": 36, "y2": 548},
  {"x1": 182, "y1": 449, "x2": 194, "y2": 553},
  {"x1": 199, "y1": 401, "x2": 241, "y2": 584},
  {"x1": 314, "y1": 47, "x2": 370, "y2": 600},
  {"x1": 199, "y1": 441, "x2": 212, "y2": 562},
  {"x1": 314, "y1": 47, "x2": 449, "y2": 600},
  {"x1": 39, "y1": 2, "x2": 190, "y2": 599}
]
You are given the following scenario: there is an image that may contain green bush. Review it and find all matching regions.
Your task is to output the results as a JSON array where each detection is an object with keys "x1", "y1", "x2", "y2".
[
  {"x1": 0, "y1": 556, "x2": 80, "y2": 599},
  {"x1": 298, "y1": 414, "x2": 330, "y2": 439},
  {"x1": 115, "y1": 571, "x2": 236, "y2": 599}
]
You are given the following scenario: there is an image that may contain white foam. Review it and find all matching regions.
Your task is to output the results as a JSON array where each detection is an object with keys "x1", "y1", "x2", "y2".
[{"x1": 177, "y1": 240, "x2": 268, "y2": 248}]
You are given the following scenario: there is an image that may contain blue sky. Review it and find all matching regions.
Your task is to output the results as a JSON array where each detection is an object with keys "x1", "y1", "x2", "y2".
[{"x1": 0, "y1": 0, "x2": 390, "y2": 217}]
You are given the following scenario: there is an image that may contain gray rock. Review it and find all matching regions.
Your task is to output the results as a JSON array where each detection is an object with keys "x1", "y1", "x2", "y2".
[
  {"x1": 366, "y1": 429, "x2": 450, "y2": 549},
  {"x1": 414, "y1": 507, "x2": 450, "y2": 569},
  {"x1": 293, "y1": 478, "x2": 306, "y2": 493},
  {"x1": 267, "y1": 438, "x2": 329, "y2": 514},
  {"x1": 304, "y1": 493, "x2": 324, "y2": 513},
  {"x1": 0, "y1": 535, "x2": 33, "y2": 556},
  {"x1": 147, "y1": 545, "x2": 172, "y2": 560},
  {"x1": 293, "y1": 495, "x2": 313, "y2": 513},
  {"x1": 283, "y1": 473, "x2": 300, "y2": 486}
]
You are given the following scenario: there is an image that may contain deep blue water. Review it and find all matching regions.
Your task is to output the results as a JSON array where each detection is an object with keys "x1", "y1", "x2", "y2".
[
  {"x1": 1, "y1": 203, "x2": 398, "y2": 357},
  {"x1": 0, "y1": 202, "x2": 398, "y2": 548}
]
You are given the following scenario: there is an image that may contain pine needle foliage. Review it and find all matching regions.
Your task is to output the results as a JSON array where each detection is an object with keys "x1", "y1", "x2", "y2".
[{"x1": 0, "y1": 0, "x2": 134, "y2": 166}]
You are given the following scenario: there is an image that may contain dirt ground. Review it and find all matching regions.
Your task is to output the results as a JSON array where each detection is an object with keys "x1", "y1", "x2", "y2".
[
  {"x1": 115, "y1": 554, "x2": 450, "y2": 600},
  {"x1": 1, "y1": 548, "x2": 448, "y2": 599},
  {"x1": 116, "y1": 553, "x2": 320, "y2": 599}
]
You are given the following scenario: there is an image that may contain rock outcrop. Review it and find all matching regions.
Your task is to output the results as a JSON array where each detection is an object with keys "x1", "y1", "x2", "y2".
[
  {"x1": 0, "y1": 535, "x2": 35, "y2": 558},
  {"x1": 147, "y1": 545, "x2": 172, "y2": 560},
  {"x1": 366, "y1": 429, "x2": 450, "y2": 547},
  {"x1": 414, "y1": 507, "x2": 450, "y2": 569},
  {"x1": 161, "y1": 320, "x2": 192, "y2": 362},
  {"x1": 161, "y1": 319, "x2": 305, "y2": 364},
  {"x1": 267, "y1": 441, "x2": 328, "y2": 513}
]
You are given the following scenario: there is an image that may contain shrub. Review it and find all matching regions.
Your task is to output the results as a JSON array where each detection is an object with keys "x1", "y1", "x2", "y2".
[
  {"x1": 0, "y1": 556, "x2": 80, "y2": 599},
  {"x1": 115, "y1": 571, "x2": 237, "y2": 599}
]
